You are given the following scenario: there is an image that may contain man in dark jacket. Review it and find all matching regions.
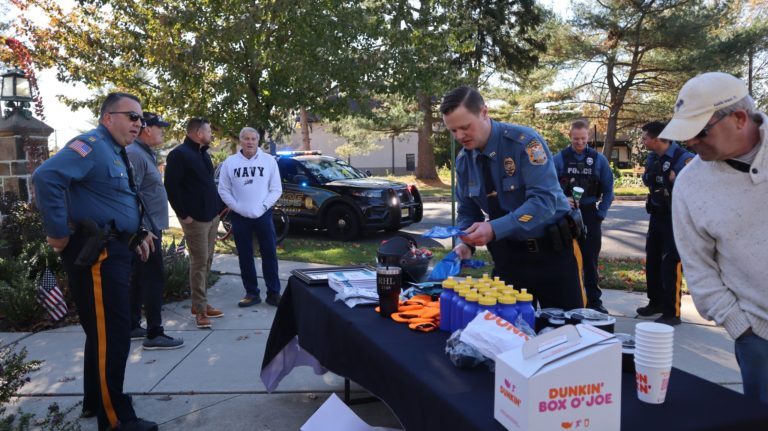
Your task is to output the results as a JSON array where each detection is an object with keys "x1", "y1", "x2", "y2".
[{"x1": 165, "y1": 117, "x2": 224, "y2": 329}]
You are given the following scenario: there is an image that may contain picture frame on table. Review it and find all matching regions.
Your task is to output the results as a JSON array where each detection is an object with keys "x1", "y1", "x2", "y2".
[{"x1": 290, "y1": 265, "x2": 376, "y2": 286}]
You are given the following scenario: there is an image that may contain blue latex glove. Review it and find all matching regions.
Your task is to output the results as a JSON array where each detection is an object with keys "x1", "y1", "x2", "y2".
[
  {"x1": 422, "y1": 226, "x2": 467, "y2": 239},
  {"x1": 427, "y1": 250, "x2": 462, "y2": 281}
]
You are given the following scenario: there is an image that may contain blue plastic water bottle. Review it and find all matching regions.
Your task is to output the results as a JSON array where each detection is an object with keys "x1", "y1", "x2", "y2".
[
  {"x1": 451, "y1": 288, "x2": 469, "y2": 332},
  {"x1": 497, "y1": 295, "x2": 519, "y2": 325},
  {"x1": 477, "y1": 296, "x2": 497, "y2": 318},
  {"x1": 516, "y1": 289, "x2": 536, "y2": 329},
  {"x1": 439, "y1": 277, "x2": 457, "y2": 332},
  {"x1": 461, "y1": 292, "x2": 480, "y2": 329}
]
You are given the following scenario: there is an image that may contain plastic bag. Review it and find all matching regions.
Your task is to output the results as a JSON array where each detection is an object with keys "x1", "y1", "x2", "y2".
[
  {"x1": 427, "y1": 250, "x2": 462, "y2": 281},
  {"x1": 445, "y1": 329, "x2": 489, "y2": 369},
  {"x1": 422, "y1": 226, "x2": 467, "y2": 239},
  {"x1": 461, "y1": 259, "x2": 486, "y2": 269}
]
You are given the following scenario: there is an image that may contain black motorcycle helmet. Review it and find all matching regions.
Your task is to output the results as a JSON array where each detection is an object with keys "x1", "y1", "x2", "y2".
[{"x1": 377, "y1": 233, "x2": 431, "y2": 284}]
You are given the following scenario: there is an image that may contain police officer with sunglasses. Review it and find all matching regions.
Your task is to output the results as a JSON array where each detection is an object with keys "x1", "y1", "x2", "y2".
[{"x1": 33, "y1": 93, "x2": 158, "y2": 431}]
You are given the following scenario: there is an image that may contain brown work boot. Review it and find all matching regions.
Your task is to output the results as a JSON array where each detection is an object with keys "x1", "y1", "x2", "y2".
[
  {"x1": 196, "y1": 313, "x2": 211, "y2": 329},
  {"x1": 190, "y1": 304, "x2": 225, "y2": 318}
]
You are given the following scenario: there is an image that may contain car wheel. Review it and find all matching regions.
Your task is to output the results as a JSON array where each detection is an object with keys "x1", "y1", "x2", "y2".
[{"x1": 325, "y1": 205, "x2": 361, "y2": 241}]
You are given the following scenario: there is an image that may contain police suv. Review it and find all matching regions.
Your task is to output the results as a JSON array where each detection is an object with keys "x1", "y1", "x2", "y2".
[{"x1": 274, "y1": 151, "x2": 423, "y2": 240}]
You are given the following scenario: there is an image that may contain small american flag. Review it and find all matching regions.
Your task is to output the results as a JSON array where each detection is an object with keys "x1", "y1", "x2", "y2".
[
  {"x1": 167, "y1": 237, "x2": 177, "y2": 255},
  {"x1": 176, "y1": 237, "x2": 186, "y2": 255},
  {"x1": 37, "y1": 268, "x2": 68, "y2": 321},
  {"x1": 67, "y1": 140, "x2": 92, "y2": 158}
]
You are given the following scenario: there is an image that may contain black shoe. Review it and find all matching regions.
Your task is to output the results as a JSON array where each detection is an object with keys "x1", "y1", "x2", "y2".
[
  {"x1": 238, "y1": 296, "x2": 261, "y2": 307},
  {"x1": 636, "y1": 304, "x2": 663, "y2": 317},
  {"x1": 80, "y1": 408, "x2": 96, "y2": 418},
  {"x1": 588, "y1": 303, "x2": 609, "y2": 315},
  {"x1": 265, "y1": 292, "x2": 282, "y2": 307},
  {"x1": 130, "y1": 327, "x2": 147, "y2": 340},
  {"x1": 116, "y1": 418, "x2": 158, "y2": 431},
  {"x1": 655, "y1": 315, "x2": 681, "y2": 326}
]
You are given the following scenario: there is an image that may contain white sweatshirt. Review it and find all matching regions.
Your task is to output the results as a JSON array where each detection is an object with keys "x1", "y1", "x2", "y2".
[
  {"x1": 217, "y1": 148, "x2": 282, "y2": 219},
  {"x1": 672, "y1": 113, "x2": 768, "y2": 341}
]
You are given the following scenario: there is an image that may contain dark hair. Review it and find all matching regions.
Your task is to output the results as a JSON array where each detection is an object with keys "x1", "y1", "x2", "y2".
[
  {"x1": 570, "y1": 119, "x2": 589, "y2": 130},
  {"x1": 641, "y1": 121, "x2": 667, "y2": 139},
  {"x1": 99, "y1": 92, "x2": 141, "y2": 118},
  {"x1": 439, "y1": 86, "x2": 485, "y2": 115},
  {"x1": 186, "y1": 117, "x2": 210, "y2": 134}
]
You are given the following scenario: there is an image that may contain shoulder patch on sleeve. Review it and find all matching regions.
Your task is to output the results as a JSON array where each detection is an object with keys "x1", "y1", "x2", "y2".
[
  {"x1": 525, "y1": 139, "x2": 547, "y2": 165},
  {"x1": 67, "y1": 140, "x2": 92, "y2": 157},
  {"x1": 684, "y1": 157, "x2": 692, "y2": 165},
  {"x1": 518, "y1": 214, "x2": 533, "y2": 223}
]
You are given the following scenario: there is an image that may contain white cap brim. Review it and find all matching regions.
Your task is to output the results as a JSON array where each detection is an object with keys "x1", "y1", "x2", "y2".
[{"x1": 659, "y1": 110, "x2": 713, "y2": 141}]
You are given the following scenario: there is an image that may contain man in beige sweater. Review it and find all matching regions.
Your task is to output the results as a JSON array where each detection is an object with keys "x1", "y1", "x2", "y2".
[{"x1": 661, "y1": 72, "x2": 768, "y2": 404}]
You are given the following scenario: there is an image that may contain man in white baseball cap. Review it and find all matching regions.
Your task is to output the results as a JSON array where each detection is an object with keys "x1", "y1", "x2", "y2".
[{"x1": 664, "y1": 72, "x2": 768, "y2": 404}]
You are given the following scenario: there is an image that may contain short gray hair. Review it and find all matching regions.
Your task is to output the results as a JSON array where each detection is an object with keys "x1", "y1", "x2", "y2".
[
  {"x1": 714, "y1": 95, "x2": 755, "y2": 118},
  {"x1": 239, "y1": 127, "x2": 260, "y2": 140}
]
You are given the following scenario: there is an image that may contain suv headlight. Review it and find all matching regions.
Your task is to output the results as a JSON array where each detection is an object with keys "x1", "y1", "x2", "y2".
[{"x1": 351, "y1": 189, "x2": 383, "y2": 198}]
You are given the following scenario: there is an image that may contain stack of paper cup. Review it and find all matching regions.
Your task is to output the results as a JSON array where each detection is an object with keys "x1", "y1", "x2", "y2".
[{"x1": 634, "y1": 322, "x2": 674, "y2": 404}]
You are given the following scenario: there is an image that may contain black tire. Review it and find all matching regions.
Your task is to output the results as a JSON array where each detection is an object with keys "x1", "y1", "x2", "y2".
[
  {"x1": 272, "y1": 208, "x2": 289, "y2": 245},
  {"x1": 325, "y1": 205, "x2": 361, "y2": 241},
  {"x1": 216, "y1": 208, "x2": 233, "y2": 241}
]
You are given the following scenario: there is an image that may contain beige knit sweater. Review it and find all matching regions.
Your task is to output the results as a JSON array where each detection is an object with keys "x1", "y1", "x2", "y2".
[{"x1": 672, "y1": 113, "x2": 768, "y2": 341}]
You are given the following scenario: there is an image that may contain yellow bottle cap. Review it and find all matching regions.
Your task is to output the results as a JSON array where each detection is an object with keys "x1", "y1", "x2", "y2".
[
  {"x1": 516, "y1": 288, "x2": 533, "y2": 302},
  {"x1": 465, "y1": 292, "x2": 480, "y2": 302},
  {"x1": 442, "y1": 277, "x2": 457, "y2": 290},
  {"x1": 479, "y1": 296, "x2": 497, "y2": 306},
  {"x1": 499, "y1": 295, "x2": 517, "y2": 305}
]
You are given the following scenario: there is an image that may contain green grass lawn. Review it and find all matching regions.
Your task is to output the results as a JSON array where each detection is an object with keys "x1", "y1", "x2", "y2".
[{"x1": 166, "y1": 227, "x2": 664, "y2": 292}]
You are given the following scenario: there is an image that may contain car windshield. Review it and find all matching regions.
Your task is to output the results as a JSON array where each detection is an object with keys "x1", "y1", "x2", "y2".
[{"x1": 298, "y1": 156, "x2": 366, "y2": 183}]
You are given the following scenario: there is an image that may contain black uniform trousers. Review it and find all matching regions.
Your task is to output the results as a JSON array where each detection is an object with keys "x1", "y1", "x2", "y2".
[
  {"x1": 579, "y1": 204, "x2": 603, "y2": 307},
  {"x1": 61, "y1": 236, "x2": 137, "y2": 430},
  {"x1": 487, "y1": 237, "x2": 587, "y2": 311},
  {"x1": 130, "y1": 231, "x2": 165, "y2": 338},
  {"x1": 645, "y1": 211, "x2": 683, "y2": 318}
]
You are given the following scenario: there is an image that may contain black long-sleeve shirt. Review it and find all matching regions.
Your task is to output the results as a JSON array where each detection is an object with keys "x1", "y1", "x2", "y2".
[{"x1": 164, "y1": 137, "x2": 223, "y2": 222}]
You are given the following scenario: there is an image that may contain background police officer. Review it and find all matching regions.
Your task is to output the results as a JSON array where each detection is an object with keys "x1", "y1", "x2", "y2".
[
  {"x1": 636, "y1": 121, "x2": 694, "y2": 326},
  {"x1": 441, "y1": 86, "x2": 586, "y2": 311},
  {"x1": 554, "y1": 120, "x2": 614, "y2": 313},
  {"x1": 33, "y1": 93, "x2": 158, "y2": 431}
]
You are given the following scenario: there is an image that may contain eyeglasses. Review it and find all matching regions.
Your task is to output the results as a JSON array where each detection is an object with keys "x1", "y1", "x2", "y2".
[
  {"x1": 109, "y1": 111, "x2": 146, "y2": 125},
  {"x1": 695, "y1": 113, "x2": 729, "y2": 139}
]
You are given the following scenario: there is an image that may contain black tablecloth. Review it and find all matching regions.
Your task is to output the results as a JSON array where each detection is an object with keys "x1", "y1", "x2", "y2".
[{"x1": 262, "y1": 276, "x2": 768, "y2": 431}]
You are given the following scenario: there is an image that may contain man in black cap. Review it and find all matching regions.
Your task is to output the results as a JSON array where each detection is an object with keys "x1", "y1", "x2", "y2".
[{"x1": 126, "y1": 112, "x2": 184, "y2": 350}]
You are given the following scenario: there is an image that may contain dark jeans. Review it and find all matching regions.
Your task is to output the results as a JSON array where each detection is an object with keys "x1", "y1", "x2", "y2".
[
  {"x1": 579, "y1": 204, "x2": 603, "y2": 307},
  {"x1": 130, "y1": 232, "x2": 165, "y2": 337},
  {"x1": 735, "y1": 332, "x2": 768, "y2": 404},
  {"x1": 61, "y1": 236, "x2": 137, "y2": 430},
  {"x1": 231, "y1": 210, "x2": 281, "y2": 297},
  {"x1": 645, "y1": 212, "x2": 683, "y2": 317},
  {"x1": 487, "y1": 236, "x2": 586, "y2": 311}
]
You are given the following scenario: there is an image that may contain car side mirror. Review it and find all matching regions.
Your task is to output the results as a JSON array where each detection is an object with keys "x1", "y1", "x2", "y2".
[
  {"x1": 365, "y1": 170, "x2": 372, "y2": 177},
  {"x1": 294, "y1": 174, "x2": 309, "y2": 186}
]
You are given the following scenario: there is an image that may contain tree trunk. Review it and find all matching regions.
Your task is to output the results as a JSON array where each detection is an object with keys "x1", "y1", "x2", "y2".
[
  {"x1": 602, "y1": 107, "x2": 619, "y2": 162},
  {"x1": 299, "y1": 107, "x2": 311, "y2": 150},
  {"x1": 415, "y1": 93, "x2": 438, "y2": 180}
]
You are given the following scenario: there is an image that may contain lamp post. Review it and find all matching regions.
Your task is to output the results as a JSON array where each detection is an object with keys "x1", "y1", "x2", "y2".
[{"x1": 1, "y1": 68, "x2": 33, "y2": 119}]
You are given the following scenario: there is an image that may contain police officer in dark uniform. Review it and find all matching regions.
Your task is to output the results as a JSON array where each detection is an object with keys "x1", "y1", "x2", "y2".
[
  {"x1": 32, "y1": 93, "x2": 158, "y2": 431},
  {"x1": 554, "y1": 120, "x2": 614, "y2": 313},
  {"x1": 636, "y1": 121, "x2": 694, "y2": 326},
  {"x1": 441, "y1": 86, "x2": 587, "y2": 311}
]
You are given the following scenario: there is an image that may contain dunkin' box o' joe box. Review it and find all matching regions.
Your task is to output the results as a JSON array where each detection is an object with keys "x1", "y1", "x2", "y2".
[{"x1": 494, "y1": 324, "x2": 621, "y2": 431}]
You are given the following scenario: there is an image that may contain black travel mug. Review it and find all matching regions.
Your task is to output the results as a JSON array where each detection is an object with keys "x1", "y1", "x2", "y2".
[{"x1": 377, "y1": 266, "x2": 402, "y2": 318}]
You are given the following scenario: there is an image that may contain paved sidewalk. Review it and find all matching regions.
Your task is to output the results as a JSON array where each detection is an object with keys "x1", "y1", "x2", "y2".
[{"x1": 1, "y1": 255, "x2": 743, "y2": 430}]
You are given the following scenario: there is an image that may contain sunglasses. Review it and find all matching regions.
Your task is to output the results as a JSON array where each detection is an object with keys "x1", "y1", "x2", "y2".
[
  {"x1": 695, "y1": 113, "x2": 729, "y2": 139},
  {"x1": 109, "y1": 111, "x2": 146, "y2": 126}
]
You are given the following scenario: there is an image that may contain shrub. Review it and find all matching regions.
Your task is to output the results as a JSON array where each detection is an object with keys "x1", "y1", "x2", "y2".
[
  {"x1": 0, "y1": 259, "x2": 45, "y2": 331},
  {"x1": 163, "y1": 249, "x2": 191, "y2": 302}
]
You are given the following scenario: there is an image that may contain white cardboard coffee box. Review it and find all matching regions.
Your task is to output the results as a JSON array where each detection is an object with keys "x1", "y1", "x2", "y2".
[{"x1": 494, "y1": 324, "x2": 621, "y2": 431}]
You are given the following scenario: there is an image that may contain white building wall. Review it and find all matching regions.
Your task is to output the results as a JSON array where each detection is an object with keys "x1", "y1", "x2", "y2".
[{"x1": 280, "y1": 123, "x2": 420, "y2": 175}]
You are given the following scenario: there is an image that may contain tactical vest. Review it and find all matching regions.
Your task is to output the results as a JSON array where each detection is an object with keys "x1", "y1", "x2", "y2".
[
  {"x1": 558, "y1": 147, "x2": 602, "y2": 199},
  {"x1": 646, "y1": 145, "x2": 687, "y2": 212}
]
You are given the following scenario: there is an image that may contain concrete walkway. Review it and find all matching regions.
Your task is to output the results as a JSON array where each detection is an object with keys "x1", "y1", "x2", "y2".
[{"x1": 1, "y1": 255, "x2": 743, "y2": 430}]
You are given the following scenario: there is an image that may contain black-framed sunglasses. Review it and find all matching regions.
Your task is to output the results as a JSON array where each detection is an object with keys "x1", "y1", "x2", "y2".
[
  {"x1": 109, "y1": 111, "x2": 146, "y2": 125},
  {"x1": 695, "y1": 113, "x2": 730, "y2": 139}
]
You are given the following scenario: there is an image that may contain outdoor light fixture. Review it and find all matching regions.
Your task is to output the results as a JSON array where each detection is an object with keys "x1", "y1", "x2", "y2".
[{"x1": 1, "y1": 68, "x2": 33, "y2": 118}]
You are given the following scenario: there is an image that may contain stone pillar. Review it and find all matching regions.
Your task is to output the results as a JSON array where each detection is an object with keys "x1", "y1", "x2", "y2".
[{"x1": 0, "y1": 109, "x2": 54, "y2": 202}]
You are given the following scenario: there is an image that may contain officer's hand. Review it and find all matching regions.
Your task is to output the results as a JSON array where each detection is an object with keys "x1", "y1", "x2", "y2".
[
  {"x1": 47, "y1": 236, "x2": 69, "y2": 253},
  {"x1": 669, "y1": 170, "x2": 676, "y2": 182},
  {"x1": 181, "y1": 216, "x2": 194, "y2": 225},
  {"x1": 569, "y1": 200, "x2": 576, "y2": 209},
  {"x1": 136, "y1": 240, "x2": 151, "y2": 262},
  {"x1": 454, "y1": 243, "x2": 473, "y2": 260},
  {"x1": 144, "y1": 231, "x2": 157, "y2": 253},
  {"x1": 459, "y1": 222, "x2": 495, "y2": 247}
]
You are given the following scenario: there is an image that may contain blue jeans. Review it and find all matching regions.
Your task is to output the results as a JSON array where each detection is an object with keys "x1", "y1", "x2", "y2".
[
  {"x1": 735, "y1": 331, "x2": 768, "y2": 404},
  {"x1": 231, "y1": 210, "x2": 281, "y2": 298}
]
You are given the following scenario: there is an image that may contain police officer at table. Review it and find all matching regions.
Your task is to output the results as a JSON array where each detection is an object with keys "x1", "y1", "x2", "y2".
[
  {"x1": 441, "y1": 86, "x2": 587, "y2": 311},
  {"x1": 32, "y1": 92, "x2": 158, "y2": 431},
  {"x1": 553, "y1": 120, "x2": 615, "y2": 314}
]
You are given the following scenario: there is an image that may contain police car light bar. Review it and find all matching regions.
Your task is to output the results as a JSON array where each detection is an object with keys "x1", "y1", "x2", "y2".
[{"x1": 276, "y1": 150, "x2": 322, "y2": 156}]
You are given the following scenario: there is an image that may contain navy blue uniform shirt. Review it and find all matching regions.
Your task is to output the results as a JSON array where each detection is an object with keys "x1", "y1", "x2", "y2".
[
  {"x1": 32, "y1": 125, "x2": 140, "y2": 238},
  {"x1": 643, "y1": 142, "x2": 694, "y2": 208},
  {"x1": 455, "y1": 120, "x2": 571, "y2": 241},
  {"x1": 553, "y1": 146, "x2": 615, "y2": 219}
]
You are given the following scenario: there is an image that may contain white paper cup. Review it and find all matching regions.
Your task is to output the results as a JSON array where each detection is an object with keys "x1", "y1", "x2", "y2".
[
  {"x1": 636, "y1": 322, "x2": 675, "y2": 335},
  {"x1": 634, "y1": 340, "x2": 674, "y2": 352},
  {"x1": 635, "y1": 362, "x2": 672, "y2": 403},
  {"x1": 634, "y1": 354, "x2": 673, "y2": 365}
]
